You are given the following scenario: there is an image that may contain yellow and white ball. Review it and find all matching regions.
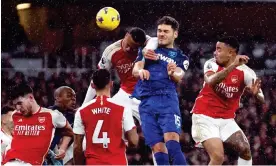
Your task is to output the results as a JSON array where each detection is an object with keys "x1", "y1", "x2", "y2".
[{"x1": 96, "y1": 7, "x2": 120, "y2": 31}]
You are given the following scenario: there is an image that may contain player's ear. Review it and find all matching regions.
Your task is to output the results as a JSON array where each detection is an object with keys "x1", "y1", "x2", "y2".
[
  {"x1": 110, "y1": 81, "x2": 114, "y2": 88},
  {"x1": 174, "y1": 30, "x2": 178, "y2": 39}
]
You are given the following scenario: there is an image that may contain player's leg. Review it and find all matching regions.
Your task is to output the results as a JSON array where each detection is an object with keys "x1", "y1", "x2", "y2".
[
  {"x1": 191, "y1": 114, "x2": 224, "y2": 165},
  {"x1": 159, "y1": 95, "x2": 188, "y2": 165},
  {"x1": 202, "y1": 138, "x2": 225, "y2": 165},
  {"x1": 139, "y1": 97, "x2": 169, "y2": 165},
  {"x1": 221, "y1": 120, "x2": 252, "y2": 165}
]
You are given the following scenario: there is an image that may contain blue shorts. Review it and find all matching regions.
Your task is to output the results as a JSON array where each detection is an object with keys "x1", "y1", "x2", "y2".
[{"x1": 139, "y1": 94, "x2": 182, "y2": 147}]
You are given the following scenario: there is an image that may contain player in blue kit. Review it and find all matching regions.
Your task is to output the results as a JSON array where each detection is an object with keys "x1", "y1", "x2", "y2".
[{"x1": 132, "y1": 16, "x2": 189, "y2": 165}]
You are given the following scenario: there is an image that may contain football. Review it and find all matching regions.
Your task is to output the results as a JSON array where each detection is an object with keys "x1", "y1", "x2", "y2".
[{"x1": 96, "y1": 7, "x2": 120, "y2": 31}]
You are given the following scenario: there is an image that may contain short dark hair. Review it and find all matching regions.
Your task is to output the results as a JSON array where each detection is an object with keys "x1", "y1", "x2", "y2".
[
  {"x1": 92, "y1": 69, "x2": 111, "y2": 90},
  {"x1": 9, "y1": 83, "x2": 33, "y2": 101},
  {"x1": 1, "y1": 106, "x2": 14, "y2": 115},
  {"x1": 157, "y1": 16, "x2": 179, "y2": 31},
  {"x1": 218, "y1": 36, "x2": 239, "y2": 53},
  {"x1": 129, "y1": 27, "x2": 147, "y2": 45}
]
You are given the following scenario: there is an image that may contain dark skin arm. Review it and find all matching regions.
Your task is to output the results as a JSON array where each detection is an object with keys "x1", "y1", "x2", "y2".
[{"x1": 73, "y1": 134, "x2": 85, "y2": 165}]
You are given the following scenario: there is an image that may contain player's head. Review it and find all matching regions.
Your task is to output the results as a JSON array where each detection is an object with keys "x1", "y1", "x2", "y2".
[
  {"x1": 10, "y1": 83, "x2": 35, "y2": 117},
  {"x1": 54, "y1": 86, "x2": 76, "y2": 110},
  {"x1": 214, "y1": 36, "x2": 239, "y2": 66},
  {"x1": 1, "y1": 106, "x2": 14, "y2": 131},
  {"x1": 123, "y1": 27, "x2": 147, "y2": 55},
  {"x1": 92, "y1": 69, "x2": 112, "y2": 94},
  {"x1": 156, "y1": 16, "x2": 179, "y2": 47}
]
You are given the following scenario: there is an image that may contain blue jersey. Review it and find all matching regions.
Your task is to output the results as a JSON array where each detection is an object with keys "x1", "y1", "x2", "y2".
[{"x1": 133, "y1": 47, "x2": 189, "y2": 97}]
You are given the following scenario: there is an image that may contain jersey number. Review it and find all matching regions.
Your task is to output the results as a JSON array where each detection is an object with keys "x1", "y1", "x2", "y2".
[{"x1": 92, "y1": 120, "x2": 110, "y2": 148}]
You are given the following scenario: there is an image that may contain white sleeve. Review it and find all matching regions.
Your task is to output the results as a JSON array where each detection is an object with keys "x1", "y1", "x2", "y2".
[
  {"x1": 244, "y1": 68, "x2": 257, "y2": 86},
  {"x1": 82, "y1": 81, "x2": 96, "y2": 105},
  {"x1": 73, "y1": 110, "x2": 85, "y2": 135},
  {"x1": 145, "y1": 37, "x2": 158, "y2": 50},
  {"x1": 203, "y1": 59, "x2": 219, "y2": 74},
  {"x1": 52, "y1": 110, "x2": 67, "y2": 128},
  {"x1": 98, "y1": 46, "x2": 114, "y2": 70},
  {"x1": 123, "y1": 107, "x2": 136, "y2": 132}
]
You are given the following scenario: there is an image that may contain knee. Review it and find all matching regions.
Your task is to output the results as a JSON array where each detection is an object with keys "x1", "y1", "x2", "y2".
[
  {"x1": 164, "y1": 132, "x2": 179, "y2": 142},
  {"x1": 152, "y1": 142, "x2": 167, "y2": 153},
  {"x1": 239, "y1": 144, "x2": 251, "y2": 160},
  {"x1": 210, "y1": 151, "x2": 224, "y2": 164}
]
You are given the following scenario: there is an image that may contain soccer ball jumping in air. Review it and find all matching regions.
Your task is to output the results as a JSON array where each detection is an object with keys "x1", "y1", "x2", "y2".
[{"x1": 96, "y1": 7, "x2": 120, "y2": 31}]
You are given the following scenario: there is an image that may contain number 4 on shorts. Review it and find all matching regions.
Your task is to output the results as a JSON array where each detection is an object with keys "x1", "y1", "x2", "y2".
[{"x1": 92, "y1": 120, "x2": 110, "y2": 148}]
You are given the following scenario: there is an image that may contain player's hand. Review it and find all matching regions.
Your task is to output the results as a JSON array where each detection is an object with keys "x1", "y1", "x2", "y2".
[
  {"x1": 138, "y1": 69, "x2": 150, "y2": 81},
  {"x1": 233, "y1": 55, "x2": 249, "y2": 67},
  {"x1": 246, "y1": 78, "x2": 262, "y2": 95},
  {"x1": 55, "y1": 148, "x2": 66, "y2": 160},
  {"x1": 167, "y1": 63, "x2": 177, "y2": 76},
  {"x1": 142, "y1": 48, "x2": 158, "y2": 61}
]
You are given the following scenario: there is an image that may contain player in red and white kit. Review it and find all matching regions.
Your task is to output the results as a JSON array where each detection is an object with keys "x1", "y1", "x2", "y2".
[
  {"x1": 1, "y1": 106, "x2": 14, "y2": 164},
  {"x1": 3, "y1": 84, "x2": 74, "y2": 166},
  {"x1": 73, "y1": 69, "x2": 138, "y2": 165},
  {"x1": 191, "y1": 37, "x2": 265, "y2": 165},
  {"x1": 82, "y1": 27, "x2": 156, "y2": 123}
]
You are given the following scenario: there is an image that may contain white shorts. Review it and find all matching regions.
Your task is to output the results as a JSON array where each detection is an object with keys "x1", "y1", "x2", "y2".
[
  {"x1": 191, "y1": 114, "x2": 242, "y2": 148},
  {"x1": 4, "y1": 159, "x2": 32, "y2": 166},
  {"x1": 112, "y1": 88, "x2": 141, "y2": 123}
]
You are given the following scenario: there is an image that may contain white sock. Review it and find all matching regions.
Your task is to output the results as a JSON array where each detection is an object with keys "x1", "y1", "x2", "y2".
[
  {"x1": 238, "y1": 157, "x2": 252, "y2": 165},
  {"x1": 152, "y1": 151, "x2": 157, "y2": 165}
]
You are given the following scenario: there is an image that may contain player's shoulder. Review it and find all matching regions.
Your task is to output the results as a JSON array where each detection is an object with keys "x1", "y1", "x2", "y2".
[
  {"x1": 205, "y1": 58, "x2": 216, "y2": 64},
  {"x1": 78, "y1": 99, "x2": 97, "y2": 113},
  {"x1": 103, "y1": 40, "x2": 122, "y2": 55},
  {"x1": 236, "y1": 64, "x2": 255, "y2": 75},
  {"x1": 106, "y1": 98, "x2": 125, "y2": 110}
]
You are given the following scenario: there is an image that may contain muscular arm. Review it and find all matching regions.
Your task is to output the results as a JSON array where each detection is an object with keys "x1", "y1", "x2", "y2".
[
  {"x1": 73, "y1": 134, "x2": 85, "y2": 165},
  {"x1": 169, "y1": 67, "x2": 185, "y2": 83},
  {"x1": 132, "y1": 61, "x2": 145, "y2": 78},
  {"x1": 204, "y1": 63, "x2": 237, "y2": 87},
  {"x1": 125, "y1": 128, "x2": 139, "y2": 148}
]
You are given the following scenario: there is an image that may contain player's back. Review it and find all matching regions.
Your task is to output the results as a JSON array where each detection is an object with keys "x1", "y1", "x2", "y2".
[{"x1": 78, "y1": 95, "x2": 128, "y2": 165}]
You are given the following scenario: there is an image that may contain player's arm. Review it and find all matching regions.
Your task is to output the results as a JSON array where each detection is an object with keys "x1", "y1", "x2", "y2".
[
  {"x1": 168, "y1": 65, "x2": 185, "y2": 83},
  {"x1": 205, "y1": 55, "x2": 249, "y2": 87},
  {"x1": 52, "y1": 110, "x2": 74, "y2": 159},
  {"x1": 168, "y1": 55, "x2": 189, "y2": 83},
  {"x1": 244, "y1": 72, "x2": 265, "y2": 104},
  {"x1": 82, "y1": 45, "x2": 113, "y2": 105},
  {"x1": 142, "y1": 37, "x2": 159, "y2": 60},
  {"x1": 123, "y1": 107, "x2": 139, "y2": 147},
  {"x1": 73, "y1": 110, "x2": 85, "y2": 165},
  {"x1": 73, "y1": 134, "x2": 85, "y2": 165},
  {"x1": 132, "y1": 48, "x2": 150, "y2": 80}
]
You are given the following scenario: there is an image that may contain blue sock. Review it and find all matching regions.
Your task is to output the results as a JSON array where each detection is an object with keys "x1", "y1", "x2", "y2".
[
  {"x1": 166, "y1": 140, "x2": 188, "y2": 165},
  {"x1": 154, "y1": 152, "x2": 170, "y2": 165}
]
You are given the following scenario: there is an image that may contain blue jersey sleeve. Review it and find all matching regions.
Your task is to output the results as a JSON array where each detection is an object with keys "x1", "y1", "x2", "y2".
[
  {"x1": 135, "y1": 48, "x2": 145, "y2": 63},
  {"x1": 177, "y1": 53, "x2": 189, "y2": 71}
]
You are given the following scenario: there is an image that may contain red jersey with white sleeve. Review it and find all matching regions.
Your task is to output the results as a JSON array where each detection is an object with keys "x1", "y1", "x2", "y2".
[
  {"x1": 98, "y1": 40, "x2": 138, "y2": 94},
  {"x1": 3, "y1": 107, "x2": 67, "y2": 165},
  {"x1": 73, "y1": 95, "x2": 136, "y2": 165},
  {"x1": 98, "y1": 36, "x2": 151, "y2": 94},
  {"x1": 192, "y1": 58, "x2": 263, "y2": 119}
]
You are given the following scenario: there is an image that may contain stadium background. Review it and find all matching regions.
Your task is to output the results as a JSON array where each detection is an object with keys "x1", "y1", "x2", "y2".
[{"x1": 1, "y1": 0, "x2": 276, "y2": 164}]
